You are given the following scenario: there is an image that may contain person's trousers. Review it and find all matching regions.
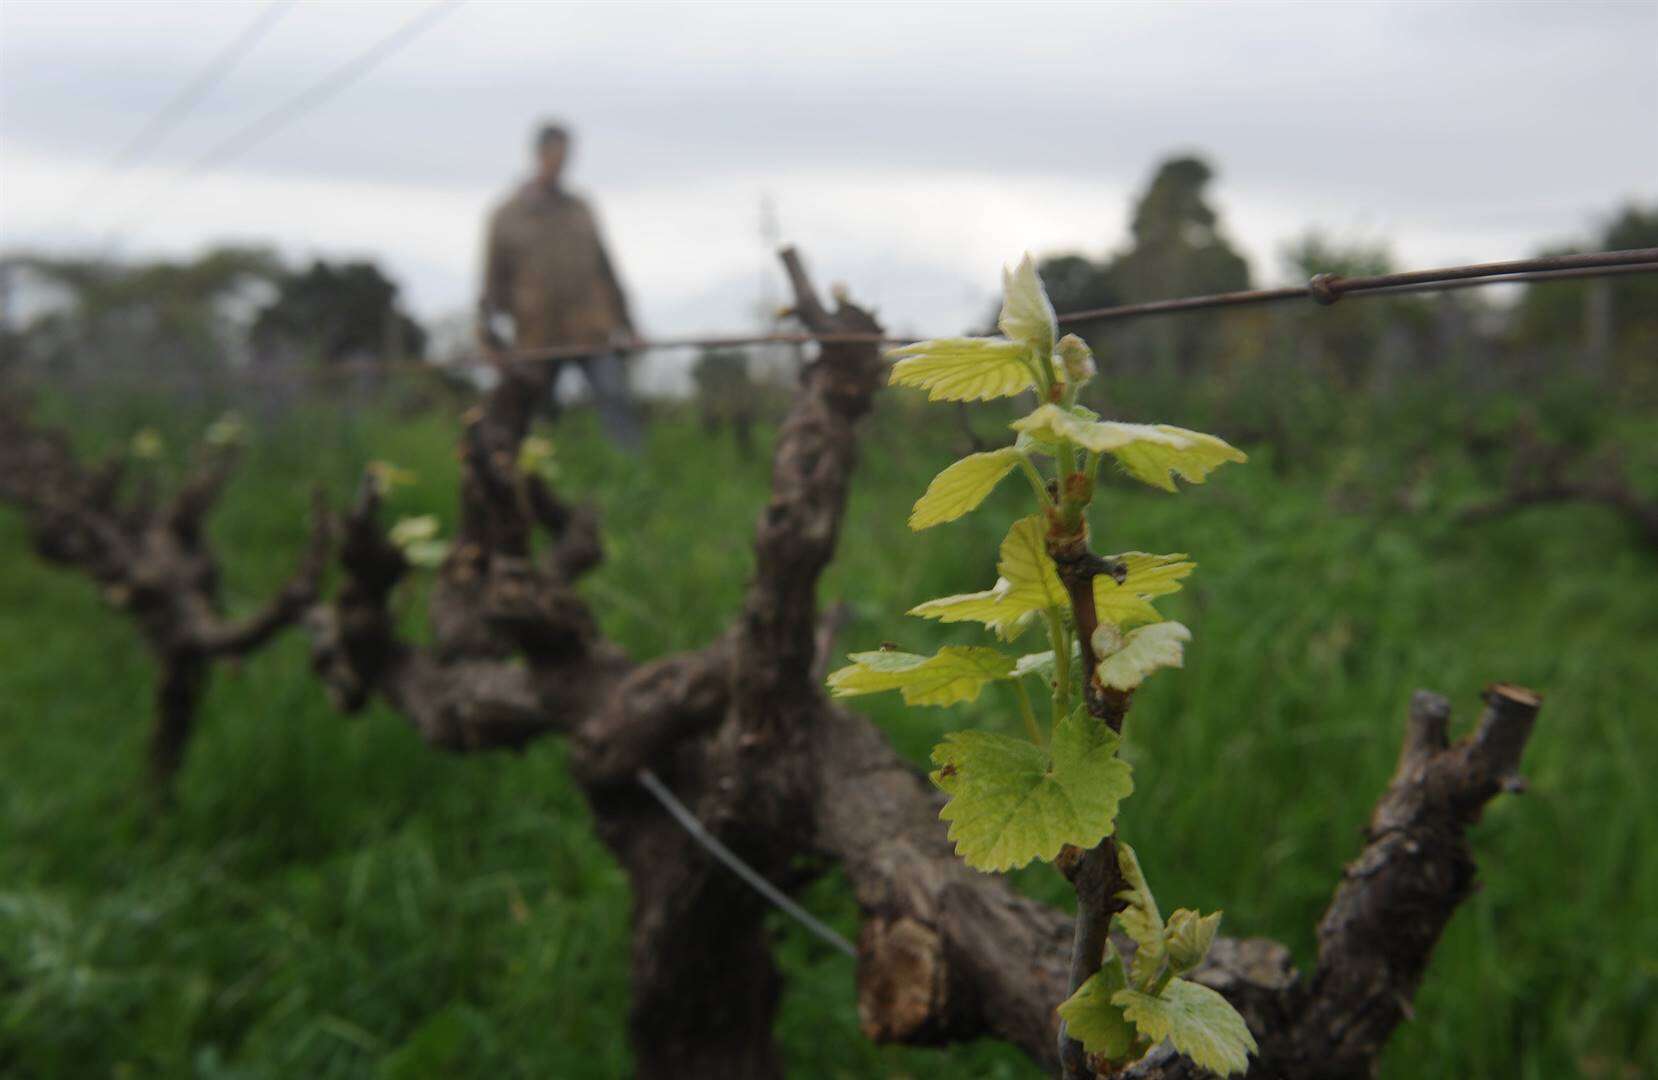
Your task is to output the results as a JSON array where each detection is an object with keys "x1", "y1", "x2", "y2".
[{"x1": 554, "y1": 352, "x2": 644, "y2": 451}]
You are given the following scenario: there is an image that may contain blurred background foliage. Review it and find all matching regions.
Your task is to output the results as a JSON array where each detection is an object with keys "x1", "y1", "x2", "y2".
[{"x1": 2, "y1": 155, "x2": 1655, "y2": 1079}]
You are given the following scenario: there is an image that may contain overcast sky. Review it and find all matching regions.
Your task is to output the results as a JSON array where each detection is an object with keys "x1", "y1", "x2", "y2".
[{"x1": 3, "y1": 0, "x2": 1655, "y2": 366}]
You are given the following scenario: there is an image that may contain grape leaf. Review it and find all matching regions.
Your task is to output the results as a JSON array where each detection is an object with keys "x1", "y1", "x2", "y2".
[
  {"x1": 204, "y1": 412, "x2": 246, "y2": 447},
  {"x1": 389, "y1": 514, "x2": 441, "y2": 547},
  {"x1": 1165, "y1": 908, "x2": 1223, "y2": 976},
  {"x1": 995, "y1": 515, "x2": 1067, "y2": 609},
  {"x1": 909, "y1": 579, "x2": 1035, "y2": 642},
  {"x1": 1095, "y1": 621, "x2": 1191, "y2": 691},
  {"x1": 888, "y1": 338, "x2": 1036, "y2": 402},
  {"x1": 367, "y1": 460, "x2": 417, "y2": 494},
  {"x1": 1057, "y1": 949, "x2": 1134, "y2": 1061},
  {"x1": 826, "y1": 646, "x2": 1015, "y2": 707},
  {"x1": 1093, "y1": 552, "x2": 1195, "y2": 628},
  {"x1": 909, "y1": 447, "x2": 1023, "y2": 530},
  {"x1": 1010, "y1": 405, "x2": 1246, "y2": 492},
  {"x1": 1056, "y1": 333, "x2": 1096, "y2": 386},
  {"x1": 402, "y1": 540, "x2": 451, "y2": 569},
  {"x1": 998, "y1": 253, "x2": 1057, "y2": 358},
  {"x1": 931, "y1": 706, "x2": 1133, "y2": 871},
  {"x1": 1113, "y1": 979, "x2": 1257, "y2": 1077},
  {"x1": 908, "y1": 516, "x2": 1064, "y2": 640},
  {"x1": 130, "y1": 427, "x2": 165, "y2": 460},
  {"x1": 1109, "y1": 428, "x2": 1248, "y2": 493},
  {"x1": 1010, "y1": 404, "x2": 1174, "y2": 454},
  {"x1": 1115, "y1": 842, "x2": 1166, "y2": 985},
  {"x1": 1013, "y1": 648, "x2": 1054, "y2": 680}
]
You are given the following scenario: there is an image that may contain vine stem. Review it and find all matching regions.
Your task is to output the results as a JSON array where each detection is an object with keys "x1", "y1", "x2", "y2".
[
  {"x1": 1018, "y1": 455, "x2": 1054, "y2": 509},
  {"x1": 1049, "y1": 523, "x2": 1134, "y2": 1079},
  {"x1": 1014, "y1": 678, "x2": 1044, "y2": 745},
  {"x1": 1044, "y1": 606, "x2": 1072, "y2": 720}
]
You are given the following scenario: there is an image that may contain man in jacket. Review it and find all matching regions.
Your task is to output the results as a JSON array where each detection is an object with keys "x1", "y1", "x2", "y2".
[{"x1": 478, "y1": 122, "x2": 642, "y2": 447}]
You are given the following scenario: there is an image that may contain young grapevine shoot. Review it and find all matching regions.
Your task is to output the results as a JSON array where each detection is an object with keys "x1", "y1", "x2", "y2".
[{"x1": 827, "y1": 256, "x2": 1255, "y2": 1075}]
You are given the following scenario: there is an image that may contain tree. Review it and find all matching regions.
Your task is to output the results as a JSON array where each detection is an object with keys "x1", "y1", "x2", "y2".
[
  {"x1": 1, "y1": 246, "x2": 280, "y2": 376},
  {"x1": 251, "y1": 258, "x2": 426, "y2": 367},
  {"x1": 1037, "y1": 253, "x2": 1122, "y2": 319},
  {"x1": 1024, "y1": 155, "x2": 1251, "y2": 377},
  {"x1": 1113, "y1": 156, "x2": 1251, "y2": 304},
  {"x1": 690, "y1": 346, "x2": 759, "y2": 459},
  {"x1": 1515, "y1": 203, "x2": 1658, "y2": 383}
]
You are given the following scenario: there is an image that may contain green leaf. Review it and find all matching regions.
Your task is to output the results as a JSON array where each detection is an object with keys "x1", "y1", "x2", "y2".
[
  {"x1": 389, "y1": 514, "x2": 440, "y2": 546},
  {"x1": 367, "y1": 460, "x2": 417, "y2": 494},
  {"x1": 204, "y1": 411, "x2": 246, "y2": 447},
  {"x1": 1095, "y1": 621, "x2": 1191, "y2": 691},
  {"x1": 888, "y1": 338, "x2": 1036, "y2": 402},
  {"x1": 1055, "y1": 333, "x2": 1096, "y2": 387},
  {"x1": 909, "y1": 581, "x2": 1038, "y2": 642},
  {"x1": 995, "y1": 515, "x2": 1067, "y2": 609},
  {"x1": 1165, "y1": 909, "x2": 1223, "y2": 976},
  {"x1": 518, "y1": 434, "x2": 560, "y2": 482},
  {"x1": 1013, "y1": 648, "x2": 1054, "y2": 680},
  {"x1": 908, "y1": 516, "x2": 1064, "y2": 641},
  {"x1": 1108, "y1": 427, "x2": 1248, "y2": 493},
  {"x1": 130, "y1": 427, "x2": 165, "y2": 460},
  {"x1": 390, "y1": 515, "x2": 450, "y2": 569},
  {"x1": 827, "y1": 646, "x2": 1015, "y2": 707},
  {"x1": 402, "y1": 540, "x2": 451, "y2": 569},
  {"x1": 1012, "y1": 639, "x2": 1083, "y2": 682},
  {"x1": 1009, "y1": 405, "x2": 1246, "y2": 492},
  {"x1": 1057, "y1": 949, "x2": 1134, "y2": 1061},
  {"x1": 1113, "y1": 979, "x2": 1257, "y2": 1077},
  {"x1": 1115, "y1": 842, "x2": 1166, "y2": 986},
  {"x1": 1010, "y1": 404, "x2": 1154, "y2": 453},
  {"x1": 1093, "y1": 552, "x2": 1195, "y2": 628},
  {"x1": 931, "y1": 706, "x2": 1133, "y2": 871},
  {"x1": 909, "y1": 447, "x2": 1023, "y2": 530},
  {"x1": 999, "y1": 253, "x2": 1057, "y2": 358}
]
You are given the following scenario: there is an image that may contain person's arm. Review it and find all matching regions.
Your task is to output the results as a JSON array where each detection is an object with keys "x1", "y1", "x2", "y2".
[
  {"x1": 477, "y1": 206, "x2": 513, "y2": 352},
  {"x1": 588, "y1": 205, "x2": 635, "y2": 340}
]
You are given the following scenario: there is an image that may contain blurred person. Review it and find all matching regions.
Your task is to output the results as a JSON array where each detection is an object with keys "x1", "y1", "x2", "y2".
[{"x1": 477, "y1": 122, "x2": 642, "y2": 448}]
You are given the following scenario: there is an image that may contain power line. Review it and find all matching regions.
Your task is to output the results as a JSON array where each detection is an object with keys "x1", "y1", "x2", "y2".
[
  {"x1": 181, "y1": 0, "x2": 463, "y2": 181},
  {"x1": 53, "y1": 1, "x2": 296, "y2": 230},
  {"x1": 107, "y1": 3, "x2": 295, "y2": 182},
  {"x1": 107, "y1": 0, "x2": 463, "y2": 241}
]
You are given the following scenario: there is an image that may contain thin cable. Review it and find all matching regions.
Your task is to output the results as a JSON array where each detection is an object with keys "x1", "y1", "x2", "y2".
[
  {"x1": 102, "y1": 0, "x2": 464, "y2": 242},
  {"x1": 12, "y1": 251, "x2": 1657, "y2": 389},
  {"x1": 636, "y1": 767, "x2": 857, "y2": 959},
  {"x1": 182, "y1": 0, "x2": 463, "y2": 180},
  {"x1": 458, "y1": 251, "x2": 1658, "y2": 368},
  {"x1": 71, "y1": 1, "x2": 296, "y2": 208},
  {"x1": 1054, "y1": 247, "x2": 1658, "y2": 326}
]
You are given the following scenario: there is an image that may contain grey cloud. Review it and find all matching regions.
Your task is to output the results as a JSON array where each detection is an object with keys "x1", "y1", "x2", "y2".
[{"x1": 1, "y1": 0, "x2": 1653, "y2": 333}]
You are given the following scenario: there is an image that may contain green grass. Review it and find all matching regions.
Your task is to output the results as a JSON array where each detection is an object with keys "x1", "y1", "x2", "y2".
[{"x1": 2, "y1": 381, "x2": 1654, "y2": 1078}]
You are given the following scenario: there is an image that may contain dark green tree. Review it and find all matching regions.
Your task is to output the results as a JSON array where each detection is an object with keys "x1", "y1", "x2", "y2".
[
  {"x1": 690, "y1": 346, "x2": 758, "y2": 459},
  {"x1": 251, "y1": 259, "x2": 425, "y2": 367},
  {"x1": 1515, "y1": 203, "x2": 1658, "y2": 384},
  {"x1": 1111, "y1": 156, "x2": 1251, "y2": 303},
  {"x1": 1035, "y1": 253, "x2": 1120, "y2": 318},
  {"x1": 1022, "y1": 155, "x2": 1252, "y2": 377}
]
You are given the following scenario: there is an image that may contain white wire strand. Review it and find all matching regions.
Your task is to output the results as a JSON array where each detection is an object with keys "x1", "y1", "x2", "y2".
[{"x1": 635, "y1": 767, "x2": 857, "y2": 959}]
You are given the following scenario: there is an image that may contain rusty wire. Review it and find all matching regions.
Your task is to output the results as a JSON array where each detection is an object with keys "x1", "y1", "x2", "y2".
[{"x1": 13, "y1": 247, "x2": 1657, "y2": 389}]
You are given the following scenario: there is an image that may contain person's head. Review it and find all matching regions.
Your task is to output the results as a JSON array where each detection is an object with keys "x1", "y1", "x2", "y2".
[{"x1": 534, "y1": 123, "x2": 570, "y2": 185}]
